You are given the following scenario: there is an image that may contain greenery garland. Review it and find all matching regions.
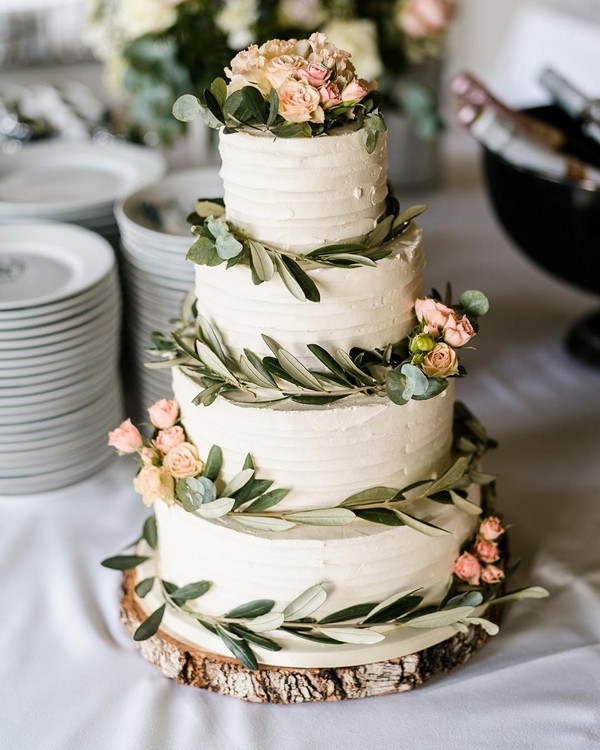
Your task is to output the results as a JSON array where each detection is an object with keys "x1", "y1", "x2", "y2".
[
  {"x1": 102, "y1": 508, "x2": 548, "y2": 671},
  {"x1": 183, "y1": 192, "x2": 426, "y2": 303},
  {"x1": 146, "y1": 288, "x2": 488, "y2": 408}
]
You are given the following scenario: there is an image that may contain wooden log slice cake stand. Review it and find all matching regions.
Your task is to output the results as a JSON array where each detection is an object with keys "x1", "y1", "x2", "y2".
[{"x1": 120, "y1": 571, "x2": 502, "y2": 704}]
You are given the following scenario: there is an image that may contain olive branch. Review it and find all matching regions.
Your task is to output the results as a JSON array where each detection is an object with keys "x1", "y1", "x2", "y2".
[{"x1": 184, "y1": 192, "x2": 426, "y2": 303}]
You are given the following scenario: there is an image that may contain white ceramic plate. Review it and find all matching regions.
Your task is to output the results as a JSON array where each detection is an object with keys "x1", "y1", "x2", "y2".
[
  {"x1": 0, "y1": 362, "x2": 117, "y2": 405},
  {"x1": 0, "y1": 140, "x2": 166, "y2": 216},
  {"x1": 115, "y1": 168, "x2": 222, "y2": 239},
  {"x1": 0, "y1": 451, "x2": 115, "y2": 490},
  {"x1": 0, "y1": 224, "x2": 116, "y2": 311}
]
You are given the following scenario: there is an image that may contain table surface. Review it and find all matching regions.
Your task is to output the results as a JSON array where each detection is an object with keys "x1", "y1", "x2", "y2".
[{"x1": 2, "y1": 126, "x2": 600, "y2": 750}]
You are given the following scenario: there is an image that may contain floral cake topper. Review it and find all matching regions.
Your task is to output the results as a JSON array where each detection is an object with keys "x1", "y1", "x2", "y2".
[{"x1": 173, "y1": 33, "x2": 386, "y2": 151}]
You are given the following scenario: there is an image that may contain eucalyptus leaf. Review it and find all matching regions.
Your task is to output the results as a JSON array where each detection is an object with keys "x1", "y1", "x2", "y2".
[
  {"x1": 400, "y1": 363, "x2": 429, "y2": 397},
  {"x1": 197, "y1": 496, "x2": 236, "y2": 519},
  {"x1": 203, "y1": 445, "x2": 223, "y2": 482},
  {"x1": 221, "y1": 468, "x2": 254, "y2": 498},
  {"x1": 133, "y1": 604, "x2": 166, "y2": 641},
  {"x1": 386, "y1": 369, "x2": 410, "y2": 405},
  {"x1": 101, "y1": 555, "x2": 149, "y2": 571},
  {"x1": 445, "y1": 591, "x2": 484, "y2": 608},
  {"x1": 412, "y1": 377, "x2": 448, "y2": 401},
  {"x1": 224, "y1": 599, "x2": 275, "y2": 619},
  {"x1": 450, "y1": 489, "x2": 482, "y2": 515},
  {"x1": 172, "y1": 94, "x2": 201, "y2": 122},
  {"x1": 317, "y1": 626, "x2": 385, "y2": 645},
  {"x1": 134, "y1": 577, "x2": 155, "y2": 598},
  {"x1": 215, "y1": 625, "x2": 258, "y2": 670},
  {"x1": 283, "y1": 584, "x2": 327, "y2": 621},
  {"x1": 393, "y1": 510, "x2": 450, "y2": 537},
  {"x1": 283, "y1": 508, "x2": 356, "y2": 526},
  {"x1": 248, "y1": 239, "x2": 274, "y2": 282},
  {"x1": 186, "y1": 236, "x2": 218, "y2": 265},
  {"x1": 459, "y1": 290, "x2": 489, "y2": 317}
]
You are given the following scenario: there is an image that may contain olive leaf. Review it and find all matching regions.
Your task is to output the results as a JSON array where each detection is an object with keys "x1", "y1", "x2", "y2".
[
  {"x1": 133, "y1": 604, "x2": 166, "y2": 641},
  {"x1": 283, "y1": 584, "x2": 327, "y2": 621}
]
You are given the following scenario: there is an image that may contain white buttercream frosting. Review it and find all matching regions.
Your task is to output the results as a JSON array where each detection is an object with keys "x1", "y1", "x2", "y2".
[
  {"x1": 194, "y1": 223, "x2": 423, "y2": 366},
  {"x1": 142, "y1": 490, "x2": 480, "y2": 668},
  {"x1": 218, "y1": 126, "x2": 388, "y2": 252},
  {"x1": 172, "y1": 367, "x2": 455, "y2": 512}
]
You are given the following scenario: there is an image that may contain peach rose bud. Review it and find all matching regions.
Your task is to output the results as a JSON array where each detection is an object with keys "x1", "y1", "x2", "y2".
[
  {"x1": 421, "y1": 342, "x2": 459, "y2": 377},
  {"x1": 414, "y1": 297, "x2": 454, "y2": 328},
  {"x1": 453, "y1": 551, "x2": 481, "y2": 585},
  {"x1": 479, "y1": 516, "x2": 505, "y2": 541},
  {"x1": 154, "y1": 426, "x2": 186, "y2": 455},
  {"x1": 341, "y1": 79, "x2": 369, "y2": 103},
  {"x1": 147, "y1": 399, "x2": 179, "y2": 429},
  {"x1": 163, "y1": 442, "x2": 204, "y2": 479},
  {"x1": 140, "y1": 447, "x2": 159, "y2": 466},
  {"x1": 443, "y1": 314, "x2": 476, "y2": 348},
  {"x1": 133, "y1": 465, "x2": 175, "y2": 507},
  {"x1": 481, "y1": 565, "x2": 505, "y2": 585},
  {"x1": 318, "y1": 83, "x2": 342, "y2": 109},
  {"x1": 108, "y1": 419, "x2": 143, "y2": 454},
  {"x1": 474, "y1": 538, "x2": 500, "y2": 564}
]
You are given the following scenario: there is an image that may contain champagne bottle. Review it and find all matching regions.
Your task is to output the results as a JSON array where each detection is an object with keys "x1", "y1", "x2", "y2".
[
  {"x1": 457, "y1": 103, "x2": 600, "y2": 185},
  {"x1": 450, "y1": 71, "x2": 565, "y2": 150},
  {"x1": 539, "y1": 68, "x2": 600, "y2": 146}
]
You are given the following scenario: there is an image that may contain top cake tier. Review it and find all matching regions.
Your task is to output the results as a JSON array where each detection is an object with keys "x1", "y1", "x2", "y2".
[{"x1": 218, "y1": 126, "x2": 388, "y2": 254}]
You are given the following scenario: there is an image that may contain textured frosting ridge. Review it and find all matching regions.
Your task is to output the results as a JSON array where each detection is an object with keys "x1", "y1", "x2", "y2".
[
  {"x1": 194, "y1": 224, "x2": 423, "y2": 365},
  {"x1": 172, "y1": 367, "x2": 455, "y2": 512},
  {"x1": 218, "y1": 127, "x2": 388, "y2": 253}
]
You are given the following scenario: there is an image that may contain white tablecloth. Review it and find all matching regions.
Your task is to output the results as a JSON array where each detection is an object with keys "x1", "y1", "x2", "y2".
[{"x1": 2, "y1": 130, "x2": 600, "y2": 750}]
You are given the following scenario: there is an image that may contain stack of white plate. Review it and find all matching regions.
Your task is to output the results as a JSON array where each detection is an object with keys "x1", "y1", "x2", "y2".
[
  {"x1": 115, "y1": 168, "x2": 222, "y2": 411},
  {"x1": 0, "y1": 139, "x2": 166, "y2": 247},
  {"x1": 0, "y1": 223, "x2": 123, "y2": 495}
]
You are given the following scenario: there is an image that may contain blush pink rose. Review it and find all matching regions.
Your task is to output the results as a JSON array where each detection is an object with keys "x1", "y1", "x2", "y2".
[
  {"x1": 397, "y1": 0, "x2": 455, "y2": 39},
  {"x1": 423, "y1": 323, "x2": 441, "y2": 337},
  {"x1": 154, "y1": 426, "x2": 186, "y2": 455},
  {"x1": 297, "y1": 61, "x2": 331, "y2": 87},
  {"x1": 108, "y1": 419, "x2": 143, "y2": 454},
  {"x1": 474, "y1": 538, "x2": 500, "y2": 564},
  {"x1": 318, "y1": 83, "x2": 342, "y2": 109},
  {"x1": 133, "y1": 465, "x2": 174, "y2": 507},
  {"x1": 147, "y1": 398, "x2": 179, "y2": 429},
  {"x1": 453, "y1": 551, "x2": 481, "y2": 585},
  {"x1": 163, "y1": 442, "x2": 204, "y2": 479},
  {"x1": 341, "y1": 79, "x2": 369, "y2": 103},
  {"x1": 414, "y1": 297, "x2": 454, "y2": 328},
  {"x1": 481, "y1": 565, "x2": 505, "y2": 585},
  {"x1": 443, "y1": 314, "x2": 476, "y2": 348},
  {"x1": 479, "y1": 516, "x2": 505, "y2": 541},
  {"x1": 421, "y1": 342, "x2": 459, "y2": 377},
  {"x1": 278, "y1": 79, "x2": 323, "y2": 123}
]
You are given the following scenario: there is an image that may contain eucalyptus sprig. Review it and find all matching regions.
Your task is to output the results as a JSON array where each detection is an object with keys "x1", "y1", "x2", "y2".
[
  {"x1": 173, "y1": 78, "x2": 386, "y2": 152},
  {"x1": 184, "y1": 193, "x2": 426, "y2": 303},
  {"x1": 105, "y1": 538, "x2": 548, "y2": 671},
  {"x1": 146, "y1": 288, "x2": 488, "y2": 408}
]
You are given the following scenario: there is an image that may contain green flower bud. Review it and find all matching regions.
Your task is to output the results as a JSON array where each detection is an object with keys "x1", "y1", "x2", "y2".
[{"x1": 409, "y1": 333, "x2": 436, "y2": 354}]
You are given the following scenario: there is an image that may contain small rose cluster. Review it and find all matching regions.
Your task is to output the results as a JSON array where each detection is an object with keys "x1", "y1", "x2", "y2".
[
  {"x1": 409, "y1": 297, "x2": 476, "y2": 378},
  {"x1": 453, "y1": 517, "x2": 506, "y2": 587},
  {"x1": 226, "y1": 33, "x2": 376, "y2": 124},
  {"x1": 108, "y1": 400, "x2": 204, "y2": 507}
]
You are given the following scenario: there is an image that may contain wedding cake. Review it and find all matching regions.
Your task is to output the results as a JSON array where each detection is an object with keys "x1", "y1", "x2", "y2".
[{"x1": 105, "y1": 35, "x2": 546, "y2": 702}]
